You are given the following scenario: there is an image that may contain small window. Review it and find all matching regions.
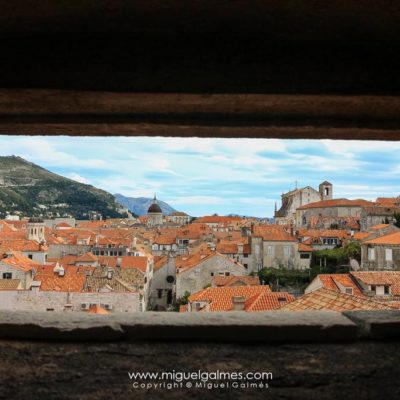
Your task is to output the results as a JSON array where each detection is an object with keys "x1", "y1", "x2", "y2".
[
  {"x1": 300, "y1": 253, "x2": 310, "y2": 259},
  {"x1": 267, "y1": 246, "x2": 273, "y2": 255},
  {"x1": 368, "y1": 247, "x2": 375, "y2": 261},
  {"x1": 157, "y1": 289, "x2": 163, "y2": 299},
  {"x1": 345, "y1": 287, "x2": 353, "y2": 295},
  {"x1": 46, "y1": 308, "x2": 55, "y2": 312},
  {"x1": 371, "y1": 285, "x2": 376, "y2": 292},
  {"x1": 28, "y1": 255, "x2": 33, "y2": 259},
  {"x1": 244, "y1": 264, "x2": 248, "y2": 269},
  {"x1": 225, "y1": 272, "x2": 230, "y2": 276},
  {"x1": 210, "y1": 272, "x2": 214, "y2": 276},
  {"x1": 2, "y1": 272, "x2": 12, "y2": 279},
  {"x1": 384, "y1": 286, "x2": 390, "y2": 295},
  {"x1": 385, "y1": 249, "x2": 393, "y2": 261}
]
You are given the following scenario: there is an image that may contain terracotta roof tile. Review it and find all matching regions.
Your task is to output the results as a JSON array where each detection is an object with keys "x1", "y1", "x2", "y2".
[
  {"x1": 0, "y1": 251, "x2": 40, "y2": 272},
  {"x1": 315, "y1": 274, "x2": 363, "y2": 296},
  {"x1": 253, "y1": 225, "x2": 297, "y2": 242},
  {"x1": 364, "y1": 231, "x2": 400, "y2": 245},
  {"x1": 212, "y1": 275, "x2": 261, "y2": 287},
  {"x1": 0, "y1": 279, "x2": 21, "y2": 290},
  {"x1": 189, "y1": 286, "x2": 293, "y2": 312},
  {"x1": 120, "y1": 256, "x2": 148, "y2": 273},
  {"x1": 298, "y1": 198, "x2": 375, "y2": 210},
  {"x1": 351, "y1": 271, "x2": 400, "y2": 295},
  {"x1": 281, "y1": 288, "x2": 394, "y2": 311}
]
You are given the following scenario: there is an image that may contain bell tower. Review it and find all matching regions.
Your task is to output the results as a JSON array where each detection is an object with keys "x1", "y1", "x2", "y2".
[
  {"x1": 27, "y1": 217, "x2": 45, "y2": 243},
  {"x1": 319, "y1": 181, "x2": 333, "y2": 200}
]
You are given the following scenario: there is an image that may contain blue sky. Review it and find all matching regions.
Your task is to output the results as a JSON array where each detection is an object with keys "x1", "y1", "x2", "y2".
[{"x1": 0, "y1": 136, "x2": 399, "y2": 217}]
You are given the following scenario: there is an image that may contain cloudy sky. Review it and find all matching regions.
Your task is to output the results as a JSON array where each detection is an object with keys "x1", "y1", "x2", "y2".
[{"x1": 0, "y1": 136, "x2": 399, "y2": 217}]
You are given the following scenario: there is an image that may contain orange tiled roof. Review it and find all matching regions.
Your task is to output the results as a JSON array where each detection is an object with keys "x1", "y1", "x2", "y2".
[
  {"x1": 351, "y1": 271, "x2": 400, "y2": 295},
  {"x1": 189, "y1": 285, "x2": 293, "y2": 312},
  {"x1": 98, "y1": 256, "x2": 118, "y2": 268},
  {"x1": 297, "y1": 198, "x2": 375, "y2": 210},
  {"x1": 245, "y1": 291, "x2": 295, "y2": 311},
  {"x1": 0, "y1": 239, "x2": 48, "y2": 252},
  {"x1": 193, "y1": 216, "x2": 244, "y2": 224},
  {"x1": 55, "y1": 222, "x2": 72, "y2": 228},
  {"x1": 0, "y1": 251, "x2": 40, "y2": 272},
  {"x1": 212, "y1": 275, "x2": 261, "y2": 287},
  {"x1": 154, "y1": 234, "x2": 177, "y2": 245},
  {"x1": 281, "y1": 288, "x2": 394, "y2": 311},
  {"x1": 298, "y1": 243, "x2": 313, "y2": 252},
  {"x1": 316, "y1": 274, "x2": 363, "y2": 296},
  {"x1": 76, "y1": 252, "x2": 98, "y2": 263},
  {"x1": 376, "y1": 197, "x2": 400, "y2": 207},
  {"x1": 34, "y1": 269, "x2": 86, "y2": 292},
  {"x1": 154, "y1": 255, "x2": 168, "y2": 271},
  {"x1": 364, "y1": 231, "x2": 400, "y2": 245},
  {"x1": 120, "y1": 256, "x2": 148, "y2": 272},
  {"x1": 253, "y1": 225, "x2": 297, "y2": 242},
  {"x1": 353, "y1": 232, "x2": 370, "y2": 241}
]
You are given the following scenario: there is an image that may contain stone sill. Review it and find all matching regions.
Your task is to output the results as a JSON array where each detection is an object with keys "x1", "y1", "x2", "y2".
[
  {"x1": 1, "y1": 90, "x2": 400, "y2": 139},
  {"x1": 1, "y1": 310, "x2": 399, "y2": 343}
]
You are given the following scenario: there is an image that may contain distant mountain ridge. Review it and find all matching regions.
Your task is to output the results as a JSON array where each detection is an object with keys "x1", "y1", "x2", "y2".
[
  {"x1": 114, "y1": 193, "x2": 177, "y2": 216},
  {"x1": 0, "y1": 155, "x2": 128, "y2": 219}
]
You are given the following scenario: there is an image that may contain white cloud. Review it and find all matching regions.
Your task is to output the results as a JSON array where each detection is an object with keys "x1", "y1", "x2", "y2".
[{"x1": 67, "y1": 173, "x2": 90, "y2": 184}]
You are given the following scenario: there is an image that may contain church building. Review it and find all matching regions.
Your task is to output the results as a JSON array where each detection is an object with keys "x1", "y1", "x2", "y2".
[{"x1": 275, "y1": 181, "x2": 333, "y2": 225}]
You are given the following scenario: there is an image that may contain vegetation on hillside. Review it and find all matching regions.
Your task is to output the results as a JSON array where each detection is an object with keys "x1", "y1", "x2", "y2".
[{"x1": 0, "y1": 156, "x2": 128, "y2": 219}]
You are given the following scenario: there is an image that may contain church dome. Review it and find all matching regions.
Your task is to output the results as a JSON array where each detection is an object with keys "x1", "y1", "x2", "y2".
[{"x1": 148, "y1": 203, "x2": 162, "y2": 214}]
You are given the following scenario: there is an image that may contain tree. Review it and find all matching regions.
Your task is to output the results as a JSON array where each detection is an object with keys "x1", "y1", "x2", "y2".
[
  {"x1": 394, "y1": 213, "x2": 400, "y2": 228},
  {"x1": 173, "y1": 291, "x2": 191, "y2": 312}
]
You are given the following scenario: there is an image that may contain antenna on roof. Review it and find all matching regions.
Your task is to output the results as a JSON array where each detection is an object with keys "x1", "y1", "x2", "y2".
[{"x1": 295, "y1": 180, "x2": 298, "y2": 190}]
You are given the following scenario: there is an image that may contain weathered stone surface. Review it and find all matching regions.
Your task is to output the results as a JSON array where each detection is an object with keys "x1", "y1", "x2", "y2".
[
  {"x1": 1, "y1": 340, "x2": 400, "y2": 399},
  {"x1": 344, "y1": 310, "x2": 400, "y2": 340},
  {"x1": 0, "y1": 311, "x2": 124, "y2": 341},
  {"x1": 0, "y1": 310, "x2": 357, "y2": 342}
]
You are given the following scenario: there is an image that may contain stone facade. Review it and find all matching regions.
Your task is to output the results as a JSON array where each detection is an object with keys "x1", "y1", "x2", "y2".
[
  {"x1": 251, "y1": 236, "x2": 304, "y2": 270},
  {"x1": 149, "y1": 256, "x2": 176, "y2": 310},
  {"x1": 296, "y1": 202, "x2": 365, "y2": 229},
  {"x1": 361, "y1": 244, "x2": 400, "y2": 270},
  {"x1": 175, "y1": 254, "x2": 247, "y2": 298},
  {"x1": 275, "y1": 181, "x2": 332, "y2": 225}
]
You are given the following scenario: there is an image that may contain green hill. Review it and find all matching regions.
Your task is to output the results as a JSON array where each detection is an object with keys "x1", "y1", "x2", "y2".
[{"x1": 0, "y1": 156, "x2": 128, "y2": 219}]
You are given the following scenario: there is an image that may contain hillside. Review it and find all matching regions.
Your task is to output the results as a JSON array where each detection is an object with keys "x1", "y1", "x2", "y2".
[
  {"x1": 114, "y1": 193, "x2": 177, "y2": 216},
  {"x1": 0, "y1": 156, "x2": 128, "y2": 219}
]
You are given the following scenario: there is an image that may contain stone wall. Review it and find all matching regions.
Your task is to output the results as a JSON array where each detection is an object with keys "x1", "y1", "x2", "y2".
[{"x1": 0, "y1": 290, "x2": 141, "y2": 312}]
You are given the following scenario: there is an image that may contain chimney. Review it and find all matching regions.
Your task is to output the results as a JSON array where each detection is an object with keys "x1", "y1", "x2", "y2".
[
  {"x1": 58, "y1": 269, "x2": 65, "y2": 277},
  {"x1": 232, "y1": 296, "x2": 246, "y2": 311}
]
